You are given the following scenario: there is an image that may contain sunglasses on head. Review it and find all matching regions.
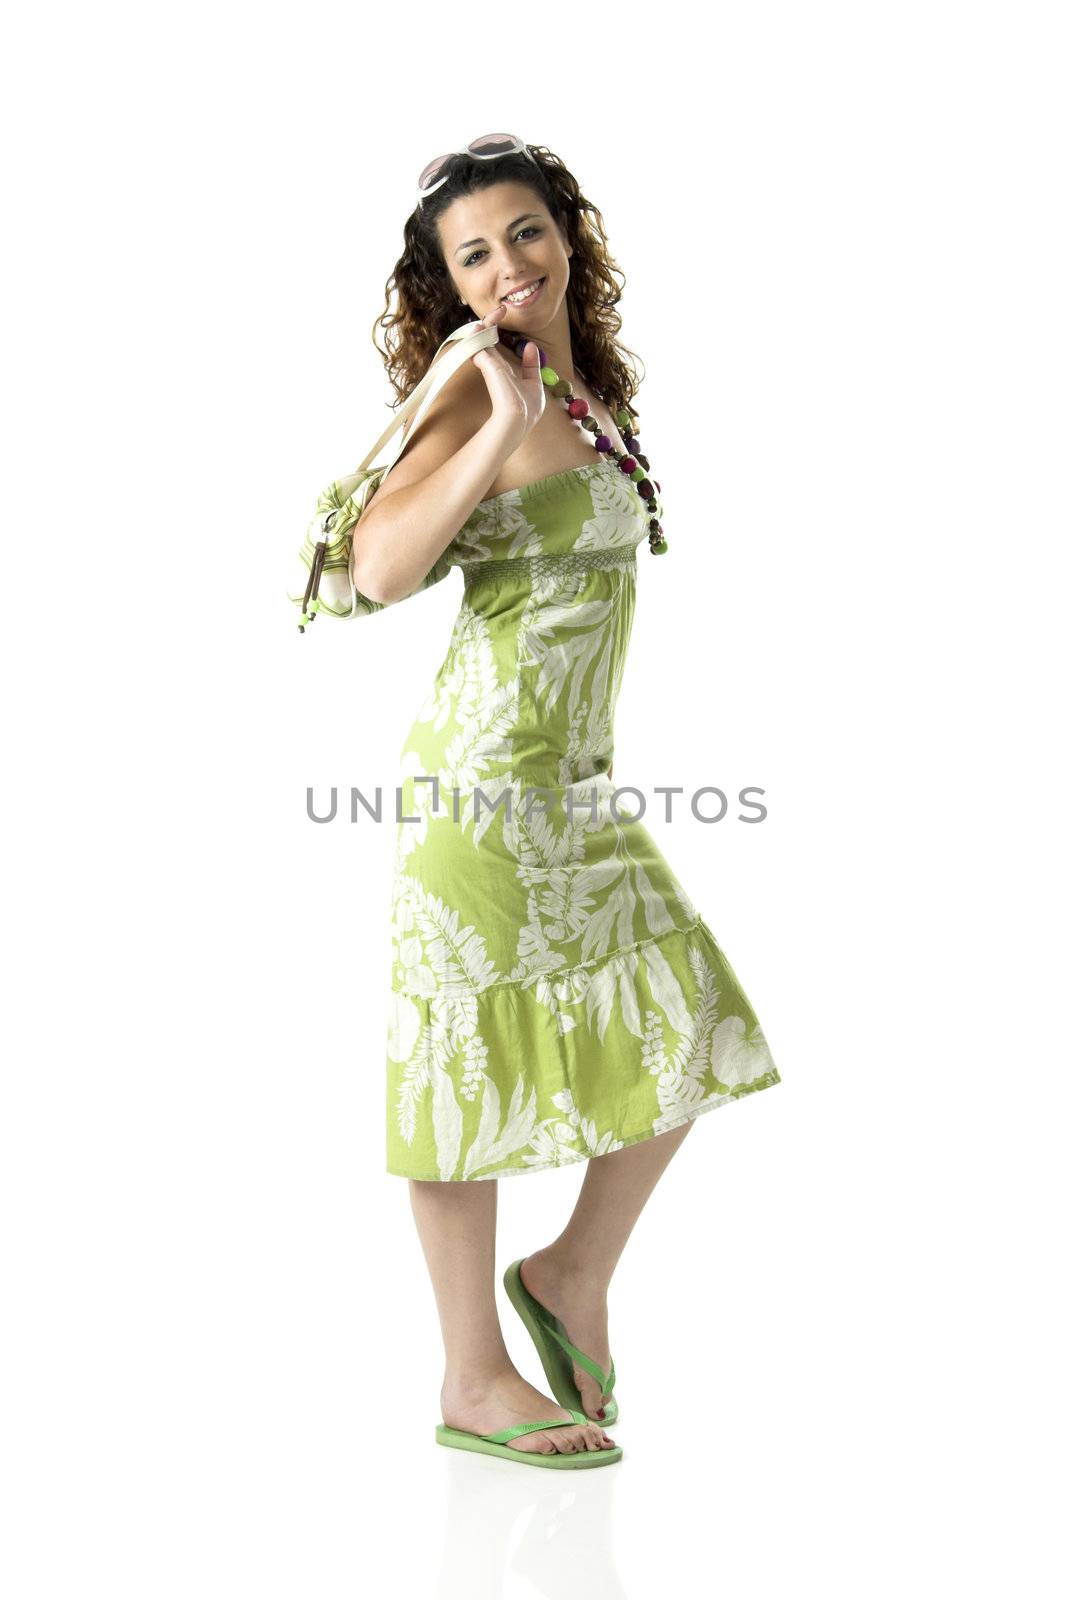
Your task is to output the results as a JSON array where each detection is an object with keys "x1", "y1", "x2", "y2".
[{"x1": 416, "y1": 133, "x2": 538, "y2": 208}]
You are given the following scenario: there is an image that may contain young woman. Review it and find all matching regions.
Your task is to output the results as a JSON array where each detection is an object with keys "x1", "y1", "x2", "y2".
[{"x1": 353, "y1": 136, "x2": 782, "y2": 1468}]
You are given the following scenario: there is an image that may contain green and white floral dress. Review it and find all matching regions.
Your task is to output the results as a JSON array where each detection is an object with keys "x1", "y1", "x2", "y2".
[{"x1": 386, "y1": 456, "x2": 781, "y2": 1181}]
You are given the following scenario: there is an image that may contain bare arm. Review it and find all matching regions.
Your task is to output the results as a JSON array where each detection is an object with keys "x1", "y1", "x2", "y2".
[
  {"x1": 351, "y1": 306, "x2": 544, "y2": 607},
  {"x1": 352, "y1": 413, "x2": 522, "y2": 605}
]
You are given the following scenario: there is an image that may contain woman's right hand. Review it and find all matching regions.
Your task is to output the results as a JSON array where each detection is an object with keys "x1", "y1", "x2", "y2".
[{"x1": 468, "y1": 303, "x2": 547, "y2": 445}]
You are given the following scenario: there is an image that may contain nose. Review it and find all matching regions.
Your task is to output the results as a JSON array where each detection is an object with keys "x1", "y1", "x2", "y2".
[{"x1": 499, "y1": 254, "x2": 530, "y2": 287}]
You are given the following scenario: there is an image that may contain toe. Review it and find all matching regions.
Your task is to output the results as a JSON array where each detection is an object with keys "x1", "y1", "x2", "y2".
[{"x1": 517, "y1": 1433, "x2": 554, "y2": 1454}]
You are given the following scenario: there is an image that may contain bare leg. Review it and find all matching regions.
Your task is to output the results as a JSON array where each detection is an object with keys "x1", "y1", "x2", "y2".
[
  {"x1": 520, "y1": 1119, "x2": 695, "y2": 1417},
  {"x1": 407, "y1": 1176, "x2": 617, "y2": 1456}
]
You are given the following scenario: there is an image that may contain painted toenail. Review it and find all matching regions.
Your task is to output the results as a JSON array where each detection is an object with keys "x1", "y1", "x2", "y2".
[{"x1": 597, "y1": 1408, "x2": 606, "y2": 1418}]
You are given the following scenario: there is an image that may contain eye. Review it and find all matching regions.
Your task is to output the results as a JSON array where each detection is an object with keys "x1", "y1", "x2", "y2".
[{"x1": 463, "y1": 226, "x2": 540, "y2": 268}]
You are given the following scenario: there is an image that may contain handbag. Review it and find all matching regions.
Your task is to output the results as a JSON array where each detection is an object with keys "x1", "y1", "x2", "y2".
[{"x1": 289, "y1": 318, "x2": 502, "y2": 631}]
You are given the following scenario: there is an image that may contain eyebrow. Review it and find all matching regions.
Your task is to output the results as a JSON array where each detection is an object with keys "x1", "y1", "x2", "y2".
[{"x1": 454, "y1": 214, "x2": 544, "y2": 256}]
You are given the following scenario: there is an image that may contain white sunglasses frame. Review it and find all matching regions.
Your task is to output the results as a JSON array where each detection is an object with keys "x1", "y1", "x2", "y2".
[{"x1": 415, "y1": 134, "x2": 539, "y2": 209}]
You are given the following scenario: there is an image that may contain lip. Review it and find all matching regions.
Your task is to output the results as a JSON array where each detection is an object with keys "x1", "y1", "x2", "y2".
[{"x1": 500, "y1": 276, "x2": 546, "y2": 308}]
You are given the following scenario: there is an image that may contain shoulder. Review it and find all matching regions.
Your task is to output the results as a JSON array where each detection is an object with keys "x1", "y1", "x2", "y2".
[
  {"x1": 405, "y1": 338, "x2": 489, "y2": 439},
  {"x1": 371, "y1": 339, "x2": 492, "y2": 510}
]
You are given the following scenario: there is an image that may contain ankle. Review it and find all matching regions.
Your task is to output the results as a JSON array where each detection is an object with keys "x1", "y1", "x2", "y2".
[
  {"x1": 529, "y1": 1242, "x2": 613, "y2": 1295},
  {"x1": 442, "y1": 1357, "x2": 517, "y2": 1399}
]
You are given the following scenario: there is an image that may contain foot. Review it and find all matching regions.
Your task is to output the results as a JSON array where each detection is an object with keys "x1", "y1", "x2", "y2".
[
  {"x1": 441, "y1": 1367, "x2": 616, "y2": 1457},
  {"x1": 519, "y1": 1249, "x2": 615, "y2": 1420}
]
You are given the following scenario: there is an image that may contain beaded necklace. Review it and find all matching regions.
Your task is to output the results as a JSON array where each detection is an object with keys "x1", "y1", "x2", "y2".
[{"x1": 497, "y1": 327, "x2": 667, "y2": 554}]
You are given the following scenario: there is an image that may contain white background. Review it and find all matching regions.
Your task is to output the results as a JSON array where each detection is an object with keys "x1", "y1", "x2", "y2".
[{"x1": 3, "y1": 2, "x2": 1063, "y2": 1595}]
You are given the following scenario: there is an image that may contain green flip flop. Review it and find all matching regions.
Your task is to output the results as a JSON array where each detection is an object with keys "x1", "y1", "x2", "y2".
[
  {"x1": 503, "y1": 1257, "x2": 620, "y2": 1428},
  {"x1": 435, "y1": 1407, "x2": 622, "y2": 1468}
]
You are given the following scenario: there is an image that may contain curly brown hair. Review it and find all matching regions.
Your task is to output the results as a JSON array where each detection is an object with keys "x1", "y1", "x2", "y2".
[{"x1": 371, "y1": 143, "x2": 645, "y2": 427}]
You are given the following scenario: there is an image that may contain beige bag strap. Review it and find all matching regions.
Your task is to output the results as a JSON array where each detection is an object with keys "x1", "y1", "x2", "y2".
[{"x1": 355, "y1": 320, "x2": 501, "y2": 481}]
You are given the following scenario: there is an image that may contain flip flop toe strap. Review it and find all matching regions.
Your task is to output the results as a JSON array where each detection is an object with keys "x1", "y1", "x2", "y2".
[
  {"x1": 541, "y1": 1320, "x2": 616, "y2": 1400},
  {"x1": 481, "y1": 1408, "x2": 587, "y2": 1445}
]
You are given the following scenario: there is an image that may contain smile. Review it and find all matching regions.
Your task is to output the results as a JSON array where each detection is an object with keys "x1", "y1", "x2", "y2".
[{"x1": 501, "y1": 276, "x2": 546, "y2": 306}]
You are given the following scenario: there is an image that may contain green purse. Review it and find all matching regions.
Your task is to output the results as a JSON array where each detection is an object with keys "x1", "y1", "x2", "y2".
[{"x1": 290, "y1": 319, "x2": 501, "y2": 631}]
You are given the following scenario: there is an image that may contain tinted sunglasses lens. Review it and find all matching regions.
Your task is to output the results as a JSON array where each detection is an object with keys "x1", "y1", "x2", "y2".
[
  {"x1": 468, "y1": 134, "x2": 521, "y2": 157},
  {"x1": 418, "y1": 153, "x2": 454, "y2": 190}
]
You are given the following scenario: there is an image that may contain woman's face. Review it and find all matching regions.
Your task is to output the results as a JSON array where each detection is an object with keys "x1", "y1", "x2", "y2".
[{"x1": 435, "y1": 181, "x2": 573, "y2": 332}]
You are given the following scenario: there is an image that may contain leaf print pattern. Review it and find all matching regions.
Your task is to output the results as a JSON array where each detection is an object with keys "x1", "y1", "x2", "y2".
[
  {"x1": 452, "y1": 493, "x2": 547, "y2": 563},
  {"x1": 385, "y1": 461, "x2": 781, "y2": 1180},
  {"x1": 415, "y1": 604, "x2": 501, "y2": 735},
  {"x1": 574, "y1": 465, "x2": 652, "y2": 550},
  {"x1": 396, "y1": 879, "x2": 500, "y2": 995},
  {"x1": 523, "y1": 1090, "x2": 624, "y2": 1168},
  {"x1": 462, "y1": 1074, "x2": 540, "y2": 1179},
  {"x1": 522, "y1": 589, "x2": 617, "y2": 719},
  {"x1": 643, "y1": 944, "x2": 778, "y2": 1135}
]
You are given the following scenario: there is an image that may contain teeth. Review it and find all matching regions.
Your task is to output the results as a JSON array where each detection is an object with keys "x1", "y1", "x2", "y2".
[{"x1": 503, "y1": 278, "x2": 542, "y2": 303}]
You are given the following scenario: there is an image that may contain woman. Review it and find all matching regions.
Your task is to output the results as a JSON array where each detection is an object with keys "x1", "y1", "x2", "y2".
[{"x1": 353, "y1": 137, "x2": 782, "y2": 1467}]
